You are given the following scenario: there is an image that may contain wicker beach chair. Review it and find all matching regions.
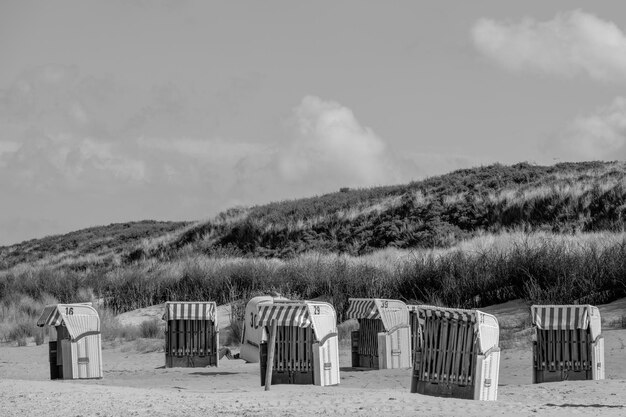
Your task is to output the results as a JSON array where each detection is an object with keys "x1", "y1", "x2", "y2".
[
  {"x1": 163, "y1": 301, "x2": 219, "y2": 368},
  {"x1": 408, "y1": 305, "x2": 500, "y2": 401},
  {"x1": 37, "y1": 303, "x2": 103, "y2": 380},
  {"x1": 531, "y1": 304, "x2": 604, "y2": 383},
  {"x1": 346, "y1": 298, "x2": 412, "y2": 370},
  {"x1": 257, "y1": 300, "x2": 340, "y2": 386}
]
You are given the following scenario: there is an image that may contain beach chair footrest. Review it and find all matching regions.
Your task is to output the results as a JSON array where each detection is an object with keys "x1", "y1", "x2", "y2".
[
  {"x1": 533, "y1": 369, "x2": 592, "y2": 383},
  {"x1": 166, "y1": 354, "x2": 217, "y2": 368},
  {"x1": 353, "y1": 353, "x2": 379, "y2": 369},
  {"x1": 411, "y1": 379, "x2": 474, "y2": 400}
]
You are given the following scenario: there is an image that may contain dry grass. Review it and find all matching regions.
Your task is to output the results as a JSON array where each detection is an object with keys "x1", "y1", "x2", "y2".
[
  {"x1": 3, "y1": 230, "x2": 626, "y2": 347},
  {"x1": 122, "y1": 338, "x2": 165, "y2": 353},
  {"x1": 0, "y1": 293, "x2": 58, "y2": 344}
]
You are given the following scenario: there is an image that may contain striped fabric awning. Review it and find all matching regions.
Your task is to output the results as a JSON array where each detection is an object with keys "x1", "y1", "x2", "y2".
[
  {"x1": 346, "y1": 298, "x2": 380, "y2": 320},
  {"x1": 412, "y1": 305, "x2": 477, "y2": 323},
  {"x1": 162, "y1": 302, "x2": 217, "y2": 323},
  {"x1": 347, "y1": 298, "x2": 409, "y2": 331},
  {"x1": 531, "y1": 304, "x2": 601, "y2": 339},
  {"x1": 256, "y1": 303, "x2": 312, "y2": 329}
]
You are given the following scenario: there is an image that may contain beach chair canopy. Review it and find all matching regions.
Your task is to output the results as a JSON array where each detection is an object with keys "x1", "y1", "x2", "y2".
[
  {"x1": 531, "y1": 304, "x2": 601, "y2": 340},
  {"x1": 162, "y1": 301, "x2": 218, "y2": 329},
  {"x1": 408, "y1": 304, "x2": 499, "y2": 354},
  {"x1": 37, "y1": 303, "x2": 100, "y2": 342},
  {"x1": 256, "y1": 300, "x2": 337, "y2": 342},
  {"x1": 408, "y1": 304, "x2": 477, "y2": 323},
  {"x1": 346, "y1": 298, "x2": 409, "y2": 331}
]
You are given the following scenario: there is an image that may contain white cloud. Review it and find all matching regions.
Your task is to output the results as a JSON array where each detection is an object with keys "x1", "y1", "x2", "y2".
[
  {"x1": 548, "y1": 97, "x2": 626, "y2": 160},
  {"x1": 0, "y1": 140, "x2": 20, "y2": 155},
  {"x1": 0, "y1": 133, "x2": 147, "y2": 191},
  {"x1": 0, "y1": 65, "x2": 475, "y2": 245},
  {"x1": 137, "y1": 136, "x2": 261, "y2": 162},
  {"x1": 275, "y1": 96, "x2": 398, "y2": 189},
  {"x1": 472, "y1": 10, "x2": 626, "y2": 82}
]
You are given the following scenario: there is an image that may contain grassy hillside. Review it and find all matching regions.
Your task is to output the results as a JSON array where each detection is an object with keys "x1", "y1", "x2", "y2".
[
  {"x1": 2, "y1": 161, "x2": 626, "y2": 344},
  {"x1": 134, "y1": 161, "x2": 626, "y2": 260},
  {"x1": 0, "y1": 220, "x2": 190, "y2": 270},
  {"x1": 3, "y1": 161, "x2": 625, "y2": 267}
]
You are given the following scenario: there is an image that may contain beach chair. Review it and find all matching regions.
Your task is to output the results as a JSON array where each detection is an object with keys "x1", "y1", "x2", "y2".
[
  {"x1": 346, "y1": 298, "x2": 411, "y2": 370},
  {"x1": 409, "y1": 305, "x2": 500, "y2": 401},
  {"x1": 37, "y1": 303, "x2": 103, "y2": 380},
  {"x1": 163, "y1": 301, "x2": 219, "y2": 368},
  {"x1": 240, "y1": 295, "x2": 287, "y2": 363},
  {"x1": 258, "y1": 300, "x2": 340, "y2": 386},
  {"x1": 531, "y1": 304, "x2": 604, "y2": 383}
]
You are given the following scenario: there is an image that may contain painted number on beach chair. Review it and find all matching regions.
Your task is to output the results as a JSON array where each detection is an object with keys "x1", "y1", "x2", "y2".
[
  {"x1": 381, "y1": 301, "x2": 389, "y2": 309},
  {"x1": 250, "y1": 312, "x2": 259, "y2": 329},
  {"x1": 65, "y1": 307, "x2": 74, "y2": 315},
  {"x1": 313, "y1": 306, "x2": 321, "y2": 315}
]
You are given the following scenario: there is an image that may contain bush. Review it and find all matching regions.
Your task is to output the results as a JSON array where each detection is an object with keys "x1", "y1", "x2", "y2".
[
  {"x1": 7, "y1": 321, "x2": 34, "y2": 342},
  {"x1": 139, "y1": 319, "x2": 161, "y2": 339}
]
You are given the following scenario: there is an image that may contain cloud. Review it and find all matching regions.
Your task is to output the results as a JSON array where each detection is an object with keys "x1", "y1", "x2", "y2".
[
  {"x1": 0, "y1": 140, "x2": 19, "y2": 156},
  {"x1": 472, "y1": 10, "x2": 626, "y2": 82},
  {"x1": 0, "y1": 132, "x2": 146, "y2": 193},
  {"x1": 547, "y1": 97, "x2": 626, "y2": 160},
  {"x1": 0, "y1": 65, "x2": 472, "y2": 245},
  {"x1": 275, "y1": 96, "x2": 399, "y2": 190}
]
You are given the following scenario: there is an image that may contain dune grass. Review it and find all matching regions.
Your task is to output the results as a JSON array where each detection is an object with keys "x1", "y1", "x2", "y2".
[{"x1": 2, "y1": 230, "x2": 626, "y2": 346}]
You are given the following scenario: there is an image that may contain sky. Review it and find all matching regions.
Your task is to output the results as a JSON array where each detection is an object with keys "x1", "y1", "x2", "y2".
[{"x1": 2, "y1": 1, "x2": 626, "y2": 245}]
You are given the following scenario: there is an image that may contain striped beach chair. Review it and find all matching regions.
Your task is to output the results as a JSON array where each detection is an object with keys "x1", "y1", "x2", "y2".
[
  {"x1": 531, "y1": 304, "x2": 604, "y2": 383},
  {"x1": 347, "y1": 298, "x2": 411, "y2": 370},
  {"x1": 163, "y1": 301, "x2": 219, "y2": 368},
  {"x1": 37, "y1": 303, "x2": 103, "y2": 380},
  {"x1": 409, "y1": 305, "x2": 500, "y2": 401},
  {"x1": 257, "y1": 300, "x2": 340, "y2": 386}
]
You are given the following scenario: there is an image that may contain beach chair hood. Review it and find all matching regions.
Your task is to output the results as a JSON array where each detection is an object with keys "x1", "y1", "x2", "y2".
[
  {"x1": 162, "y1": 302, "x2": 218, "y2": 330},
  {"x1": 346, "y1": 298, "x2": 409, "y2": 331},
  {"x1": 37, "y1": 303, "x2": 100, "y2": 342},
  {"x1": 408, "y1": 304, "x2": 499, "y2": 354},
  {"x1": 256, "y1": 301, "x2": 337, "y2": 342},
  {"x1": 531, "y1": 304, "x2": 601, "y2": 340}
]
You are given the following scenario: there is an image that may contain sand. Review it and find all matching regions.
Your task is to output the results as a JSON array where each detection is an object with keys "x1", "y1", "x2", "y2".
[{"x1": 2, "y1": 300, "x2": 626, "y2": 416}]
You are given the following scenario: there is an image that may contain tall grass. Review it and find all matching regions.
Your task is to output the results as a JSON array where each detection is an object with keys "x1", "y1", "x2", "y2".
[
  {"x1": 2, "y1": 231, "x2": 626, "y2": 344},
  {"x1": 0, "y1": 293, "x2": 58, "y2": 344}
]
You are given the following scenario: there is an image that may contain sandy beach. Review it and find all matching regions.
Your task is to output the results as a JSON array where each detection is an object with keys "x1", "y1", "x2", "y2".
[{"x1": 2, "y1": 323, "x2": 626, "y2": 417}]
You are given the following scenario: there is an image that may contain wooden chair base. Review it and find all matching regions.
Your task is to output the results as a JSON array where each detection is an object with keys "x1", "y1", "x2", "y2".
[
  {"x1": 260, "y1": 369, "x2": 314, "y2": 386},
  {"x1": 351, "y1": 353, "x2": 379, "y2": 369},
  {"x1": 534, "y1": 369, "x2": 592, "y2": 383},
  {"x1": 166, "y1": 354, "x2": 217, "y2": 368},
  {"x1": 411, "y1": 379, "x2": 474, "y2": 400}
]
